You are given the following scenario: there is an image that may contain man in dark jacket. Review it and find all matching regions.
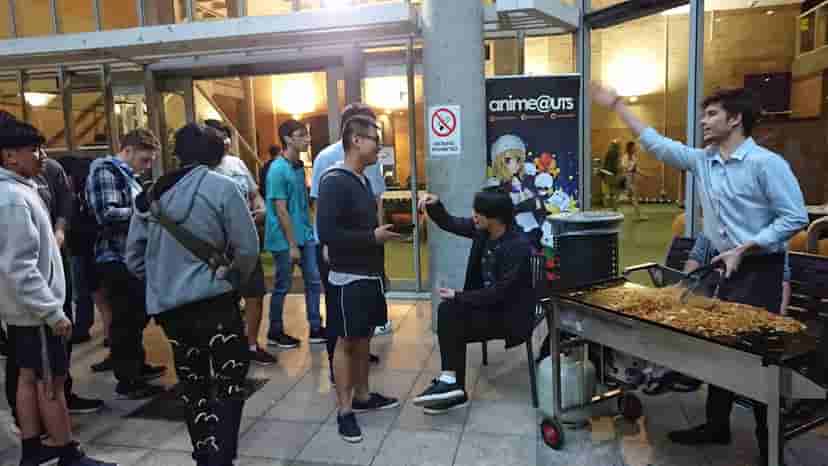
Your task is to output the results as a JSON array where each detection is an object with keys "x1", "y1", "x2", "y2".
[
  {"x1": 412, "y1": 190, "x2": 534, "y2": 414},
  {"x1": 317, "y1": 115, "x2": 401, "y2": 444}
]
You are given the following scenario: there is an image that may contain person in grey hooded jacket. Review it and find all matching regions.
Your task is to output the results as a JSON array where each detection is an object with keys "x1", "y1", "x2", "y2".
[
  {"x1": 126, "y1": 123, "x2": 258, "y2": 466},
  {"x1": 0, "y1": 112, "x2": 113, "y2": 466}
]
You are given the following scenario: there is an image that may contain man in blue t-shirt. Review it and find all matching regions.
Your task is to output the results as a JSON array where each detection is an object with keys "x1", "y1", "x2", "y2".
[{"x1": 265, "y1": 120, "x2": 324, "y2": 349}]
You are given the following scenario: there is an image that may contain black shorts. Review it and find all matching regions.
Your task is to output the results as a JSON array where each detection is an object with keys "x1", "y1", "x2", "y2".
[
  {"x1": 7, "y1": 325, "x2": 69, "y2": 380},
  {"x1": 327, "y1": 279, "x2": 388, "y2": 338},
  {"x1": 239, "y1": 259, "x2": 266, "y2": 298}
]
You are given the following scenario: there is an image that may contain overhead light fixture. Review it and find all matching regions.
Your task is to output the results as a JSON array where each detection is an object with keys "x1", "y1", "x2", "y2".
[
  {"x1": 24, "y1": 92, "x2": 57, "y2": 107},
  {"x1": 766, "y1": 10, "x2": 775, "y2": 15}
]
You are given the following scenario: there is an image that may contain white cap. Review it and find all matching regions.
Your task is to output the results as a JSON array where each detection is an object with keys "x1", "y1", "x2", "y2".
[{"x1": 491, "y1": 134, "x2": 526, "y2": 157}]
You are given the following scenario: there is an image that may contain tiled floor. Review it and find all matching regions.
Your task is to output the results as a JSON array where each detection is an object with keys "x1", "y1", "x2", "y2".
[{"x1": 0, "y1": 296, "x2": 826, "y2": 466}]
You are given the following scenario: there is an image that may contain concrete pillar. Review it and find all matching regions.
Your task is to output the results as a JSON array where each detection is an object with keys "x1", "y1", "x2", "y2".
[
  {"x1": 344, "y1": 44, "x2": 363, "y2": 105},
  {"x1": 326, "y1": 66, "x2": 343, "y2": 142},
  {"x1": 423, "y1": 0, "x2": 487, "y2": 317}
]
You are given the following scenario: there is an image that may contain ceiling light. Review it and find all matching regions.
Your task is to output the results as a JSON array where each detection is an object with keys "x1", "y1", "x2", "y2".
[{"x1": 24, "y1": 92, "x2": 57, "y2": 107}]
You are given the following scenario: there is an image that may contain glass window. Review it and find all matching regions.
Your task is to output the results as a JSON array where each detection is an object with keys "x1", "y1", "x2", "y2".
[
  {"x1": 143, "y1": 0, "x2": 188, "y2": 25},
  {"x1": 487, "y1": 38, "x2": 520, "y2": 76},
  {"x1": 246, "y1": 0, "x2": 294, "y2": 16},
  {"x1": 707, "y1": 4, "x2": 826, "y2": 205},
  {"x1": 195, "y1": 0, "x2": 229, "y2": 20},
  {"x1": 800, "y1": 11, "x2": 816, "y2": 54},
  {"x1": 101, "y1": 0, "x2": 140, "y2": 29},
  {"x1": 57, "y1": 0, "x2": 95, "y2": 33},
  {"x1": 525, "y1": 34, "x2": 575, "y2": 75},
  {"x1": 15, "y1": 0, "x2": 54, "y2": 37},
  {"x1": 71, "y1": 71, "x2": 107, "y2": 150},
  {"x1": 25, "y1": 76, "x2": 65, "y2": 149},
  {"x1": 0, "y1": 2, "x2": 11, "y2": 38},
  {"x1": 0, "y1": 77, "x2": 22, "y2": 118},
  {"x1": 590, "y1": 13, "x2": 688, "y2": 270}
]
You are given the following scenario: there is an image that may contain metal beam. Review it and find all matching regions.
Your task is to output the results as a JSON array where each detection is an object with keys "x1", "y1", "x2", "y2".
[
  {"x1": 577, "y1": 0, "x2": 590, "y2": 209},
  {"x1": 50, "y1": 0, "x2": 59, "y2": 34},
  {"x1": 0, "y1": 3, "x2": 417, "y2": 69},
  {"x1": 684, "y1": 0, "x2": 704, "y2": 237},
  {"x1": 7, "y1": 0, "x2": 16, "y2": 37},
  {"x1": 16, "y1": 70, "x2": 28, "y2": 122},
  {"x1": 586, "y1": 0, "x2": 687, "y2": 29},
  {"x1": 94, "y1": 0, "x2": 102, "y2": 31},
  {"x1": 406, "y1": 34, "x2": 422, "y2": 291},
  {"x1": 185, "y1": 0, "x2": 194, "y2": 22},
  {"x1": 58, "y1": 67, "x2": 75, "y2": 150},
  {"x1": 143, "y1": 66, "x2": 164, "y2": 178},
  {"x1": 102, "y1": 64, "x2": 118, "y2": 153},
  {"x1": 137, "y1": 0, "x2": 145, "y2": 27}
]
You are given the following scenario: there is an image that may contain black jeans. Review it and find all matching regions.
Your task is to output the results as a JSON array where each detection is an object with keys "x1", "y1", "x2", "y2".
[
  {"x1": 437, "y1": 300, "x2": 506, "y2": 390},
  {"x1": 704, "y1": 253, "x2": 785, "y2": 458},
  {"x1": 98, "y1": 262, "x2": 148, "y2": 384},
  {"x1": 156, "y1": 293, "x2": 250, "y2": 466}
]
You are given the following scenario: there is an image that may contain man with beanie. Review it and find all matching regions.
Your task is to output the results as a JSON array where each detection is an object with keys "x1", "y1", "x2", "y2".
[
  {"x1": 86, "y1": 129, "x2": 166, "y2": 399},
  {"x1": 127, "y1": 123, "x2": 259, "y2": 466},
  {"x1": 0, "y1": 111, "x2": 114, "y2": 466}
]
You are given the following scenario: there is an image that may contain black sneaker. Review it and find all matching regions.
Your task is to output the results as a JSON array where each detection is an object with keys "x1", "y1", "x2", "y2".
[
  {"x1": 369, "y1": 353, "x2": 380, "y2": 364},
  {"x1": 412, "y1": 379, "x2": 465, "y2": 407},
  {"x1": 62, "y1": 454, "x2": 117, "y2": 466},
  {"x1": 423, "y1": 393, "x2": 469, "y2": 415},
  {"x1": 90, "y1": 356, "x2": 113, "y2": 373},
  {"x1": 103, "y1": 338, "x2": 110, "y2": 348},
  {"x1": 337, "y1": 412, "x2": 362, "y2": 443},
  {"x1": 139, "y1": 364, "x2": 166, "y2": 382},
  {"x1": 308, "y1": 327, "x2": 327, "y2": 344},
  {"x1": 668, "y1": 424, "x2": 731, "y2": 445},
  {"x1": 67, "y1": 394, "x2": 104, "y2": 415},
  {"x1": 267, "y1": 332, "x2": 300, "y2": 349},
  {"x1": 250, "y1": 347, "x2": 278, "y2": 366},
  {"x1": 37, "y1": 440, "x2": 82, "y2": 466},
  {"x1": 352, "y1": 393, "x2": 400, "y2": 413},
  {"x1": 115, "y1": 381, "x2": 164, "y2": 400}
]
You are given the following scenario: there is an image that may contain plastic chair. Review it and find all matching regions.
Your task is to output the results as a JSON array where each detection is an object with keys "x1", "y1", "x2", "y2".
[{"x1": 480, "y1": 254, "x2": 545, "y2": 408}]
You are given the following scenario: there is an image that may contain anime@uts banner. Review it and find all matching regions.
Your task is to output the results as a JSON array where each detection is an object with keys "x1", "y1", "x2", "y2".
[{"x1": 485, "y1": 74, "x2": 581, "y2": 250}]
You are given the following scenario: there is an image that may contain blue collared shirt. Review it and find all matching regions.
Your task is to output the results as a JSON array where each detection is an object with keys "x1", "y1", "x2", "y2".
[{"x1": 639, "y1": 128, "x2": 808, "y2": 254}]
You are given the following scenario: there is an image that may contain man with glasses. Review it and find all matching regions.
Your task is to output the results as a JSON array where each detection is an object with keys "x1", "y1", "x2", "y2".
[
  {"x1": 317, "y1": 115, "x2": 401, "y2": 443},
  {"x1": 265, "y1": 120, "x2": 325, "y2": 349}
]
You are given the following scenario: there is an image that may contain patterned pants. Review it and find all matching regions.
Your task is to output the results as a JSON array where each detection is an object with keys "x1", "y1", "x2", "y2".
[{"x1": 156, "y1": 293, "x2": 250, "y2": 466}]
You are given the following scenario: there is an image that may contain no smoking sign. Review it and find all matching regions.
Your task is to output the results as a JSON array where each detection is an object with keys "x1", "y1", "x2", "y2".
[{"x1": 428, "y1": 105, "x2": 462, "y2": 157}]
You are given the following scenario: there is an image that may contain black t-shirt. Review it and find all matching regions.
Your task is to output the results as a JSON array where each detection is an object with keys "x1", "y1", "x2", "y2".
[{"x1": 59, "y1": 156, "x2": 99, "y2": 255}]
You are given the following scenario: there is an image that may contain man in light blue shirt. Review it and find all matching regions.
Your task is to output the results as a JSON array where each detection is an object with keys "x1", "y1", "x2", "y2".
[{"x1": 592, "y1": 84, "x2": 807, "y2": 466}]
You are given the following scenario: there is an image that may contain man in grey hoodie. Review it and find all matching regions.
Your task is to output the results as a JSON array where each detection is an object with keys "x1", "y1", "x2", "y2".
[
  {"x1": 0, "y1": 112, "x2": 114, "y2": 466},
  {"x1": 126, "y1": 123, "x2": 259, "y2": 466}
]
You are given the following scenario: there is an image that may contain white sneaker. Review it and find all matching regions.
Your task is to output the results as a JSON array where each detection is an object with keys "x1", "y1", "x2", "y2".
[{"x1": 374, "y1": 321, "x2": 393, "y2": 336}]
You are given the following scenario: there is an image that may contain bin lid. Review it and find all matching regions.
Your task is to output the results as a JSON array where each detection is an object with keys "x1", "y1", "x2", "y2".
[{"x1": 548, "y1": 211, "x2": 625, "y2": 224}]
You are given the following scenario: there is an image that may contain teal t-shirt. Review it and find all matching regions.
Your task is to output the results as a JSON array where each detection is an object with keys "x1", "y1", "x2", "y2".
[{"x1": 264, "y1": 157, "x2": 315, "y2": 252}]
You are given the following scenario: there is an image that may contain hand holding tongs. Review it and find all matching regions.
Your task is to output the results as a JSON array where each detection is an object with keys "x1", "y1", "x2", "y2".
[{"x1": 679, "y1": 262, "x2": 725, "y2": 307}]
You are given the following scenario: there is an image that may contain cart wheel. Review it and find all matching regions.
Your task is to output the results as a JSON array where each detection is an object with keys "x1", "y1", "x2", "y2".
[
  {"x1": 618, "y1": 393, "x2": 643, "y2": 421},
  {"x1": 541, "y1": 418, "x2": 565, "y2": 449}
]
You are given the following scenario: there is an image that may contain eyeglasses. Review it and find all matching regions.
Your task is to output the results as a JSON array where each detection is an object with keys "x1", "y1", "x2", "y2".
[
  {"x1": 358, "y1": 134, "x2": 380, "y2": 144},
  {"x1": 290, "y1": 131, "x2": 310, "y2": 140}
]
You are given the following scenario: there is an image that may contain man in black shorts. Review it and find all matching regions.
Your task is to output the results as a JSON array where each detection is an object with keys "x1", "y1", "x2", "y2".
[
  {"x1": 0, "y1": 112, "x2": 113, "y2": 466},
  {"x1": 317, "y1": 115, "x2": 401, "y2": 443}
]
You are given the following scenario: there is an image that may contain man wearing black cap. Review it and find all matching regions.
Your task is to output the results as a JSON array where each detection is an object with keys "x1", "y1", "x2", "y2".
[{"x1": 0, "y1": 111, "x2": 114, "y2": 466}]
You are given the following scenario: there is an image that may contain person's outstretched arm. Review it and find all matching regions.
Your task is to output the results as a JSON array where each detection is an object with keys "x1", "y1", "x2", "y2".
[{"x1": 418, "y1": 193, "x2": 476, "y2": 239}]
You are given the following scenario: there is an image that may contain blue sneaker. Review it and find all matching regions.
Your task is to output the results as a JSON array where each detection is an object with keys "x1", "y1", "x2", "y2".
[{"x1": 337, "y1": 412, "x2": 362, "y2": 443}]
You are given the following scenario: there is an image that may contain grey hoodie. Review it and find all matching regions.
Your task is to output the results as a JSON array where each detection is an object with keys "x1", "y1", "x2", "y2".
[
  {"x1": 0, "y1": 167, "x2": 67, "y2": 328},
  {"x1": 125, "y1": 165, "x2": 259, "y2": 315}
]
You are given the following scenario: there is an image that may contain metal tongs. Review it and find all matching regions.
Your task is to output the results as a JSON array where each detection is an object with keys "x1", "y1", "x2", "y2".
[{"x1": 678, "y1": 262, "x2": 725, "y2": 308}]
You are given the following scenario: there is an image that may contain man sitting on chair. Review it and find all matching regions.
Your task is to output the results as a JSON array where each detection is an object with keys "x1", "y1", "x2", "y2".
[{"x1": 412, "y1": 190, "x2": 534, "y2": 414}]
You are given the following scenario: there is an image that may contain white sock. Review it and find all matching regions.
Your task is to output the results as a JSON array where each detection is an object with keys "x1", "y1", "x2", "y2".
[
  {"x1": 249, "y1": 344, "x2": 257, "y2": 352},
  {"x1": 438, "y1": 372, "x2": 457, "y2": 385}
]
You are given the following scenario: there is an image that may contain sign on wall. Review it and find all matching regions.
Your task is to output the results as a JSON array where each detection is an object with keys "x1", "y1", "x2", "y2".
[
  {"x1": 485, "y1": 74, "x2": 581, "y2": 246},
  {"x1": 428, "y1": 105, "x2": 462, "y2": 157}
]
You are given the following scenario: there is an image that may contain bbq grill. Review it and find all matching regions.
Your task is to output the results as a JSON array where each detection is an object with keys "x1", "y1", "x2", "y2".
[{"x1": 538, "y1": 265, "x2": 828, "y2": 466}]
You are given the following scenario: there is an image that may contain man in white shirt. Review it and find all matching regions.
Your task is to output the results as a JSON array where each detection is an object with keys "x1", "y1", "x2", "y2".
[{"x1": 204, "y1": 120, "x2": 277, "y2": 367}]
